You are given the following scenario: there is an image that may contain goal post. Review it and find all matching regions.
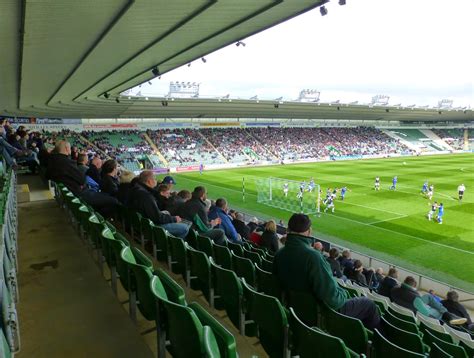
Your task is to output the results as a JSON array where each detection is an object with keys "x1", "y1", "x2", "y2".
[{"x1": 256, "y1": 177, "x2": 320, "y2": 215}]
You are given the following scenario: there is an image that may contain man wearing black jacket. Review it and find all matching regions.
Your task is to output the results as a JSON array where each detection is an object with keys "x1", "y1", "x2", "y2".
[
  {"x1": 47, "y1": 141, "x2": 118, "y2": 217},
  {"x1": 128, "y1": 171, "x2": 189, "y2": 239},
  {"x1": 232, "y1": 212, "x2": 250, "y2": 240},
  {"x1": 181, "y1": 186, "x2": 226, "y2": 245}
]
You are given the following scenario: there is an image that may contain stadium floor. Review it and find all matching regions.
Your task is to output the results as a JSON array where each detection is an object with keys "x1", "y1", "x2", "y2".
[{"x1": 175, "y1": 153, "x2": 474, "y2": 292}]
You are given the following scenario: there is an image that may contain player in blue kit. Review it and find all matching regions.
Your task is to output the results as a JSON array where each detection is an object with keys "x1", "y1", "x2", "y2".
[
  {"x1": 340, "y1": 186, "x2": 348, "y2": 201},
  {"x1": 390, "y1": 176, "x2": 398, "y2": 190},
  {"x1": 421, "y1": 180, "x2": 428, "y2": 194},
  {"x1": 308, "y1": 178, "x2": 315, "y2": 192},
  {"x1": 437, "y1": 203, "x2": 444, "y2": 224}
]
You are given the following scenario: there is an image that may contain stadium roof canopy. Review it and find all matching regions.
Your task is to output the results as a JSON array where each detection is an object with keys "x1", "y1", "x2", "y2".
[{"x1": 1, "y1": 0, "x2": 472, "y2": 122}]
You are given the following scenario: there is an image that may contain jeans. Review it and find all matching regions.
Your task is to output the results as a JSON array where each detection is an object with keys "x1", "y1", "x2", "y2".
[
  {"x1": 162, "y1": 223, "x2": 190, "y2": 239},
  {"x1": 339, "y1": 297, "x2": 381, "y2": 330},
  {"x1": 420, "y1": 294, "x2": 447, "y2": 320}
]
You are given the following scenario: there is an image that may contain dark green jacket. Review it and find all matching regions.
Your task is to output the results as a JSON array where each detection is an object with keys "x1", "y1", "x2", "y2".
[{"x1": 273, "y1": 233, "x2": 348, "y2": 310}]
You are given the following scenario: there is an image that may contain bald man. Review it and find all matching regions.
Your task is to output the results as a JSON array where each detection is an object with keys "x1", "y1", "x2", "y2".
[{"x1": 47, "y1": 141, "x2": 85, "y2": 195}]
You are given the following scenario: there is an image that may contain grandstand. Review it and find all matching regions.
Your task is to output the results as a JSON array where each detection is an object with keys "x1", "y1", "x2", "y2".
[{"x1": 1, "y1": 1, "x2": 474, "y2": 357}]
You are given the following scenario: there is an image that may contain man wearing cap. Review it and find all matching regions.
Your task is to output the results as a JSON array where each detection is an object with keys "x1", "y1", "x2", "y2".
[
  {"x1": 273, "y1": 213, "x2": 381, "y2": 330},
  {"x1": 161, "y1": 175, "x2": 176, "y2": 188}
]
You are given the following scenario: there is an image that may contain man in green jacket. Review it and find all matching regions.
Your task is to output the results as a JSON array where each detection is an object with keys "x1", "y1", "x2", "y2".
[{"x1": 273, "y1": 213, "x2": 381, "y2": 330}]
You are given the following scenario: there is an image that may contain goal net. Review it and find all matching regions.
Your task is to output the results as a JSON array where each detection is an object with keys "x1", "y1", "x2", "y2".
[{"x1": 256, "y1": 177, "x2": 320, "y2": 215}]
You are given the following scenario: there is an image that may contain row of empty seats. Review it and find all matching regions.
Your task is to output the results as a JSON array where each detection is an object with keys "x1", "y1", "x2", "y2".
[{"x1": 0, "y1": 169, "x2": 19, "y2": 357}]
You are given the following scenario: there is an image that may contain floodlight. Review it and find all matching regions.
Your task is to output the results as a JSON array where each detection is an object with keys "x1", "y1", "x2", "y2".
[
  {"x1": 152, "y1": 67, "x2": 160, "y2": 77},
  {"x1": 115, "y1": 98, "x2": 120, "y2": 103},
  {"x1": 148, "y1": 81, "x2": 152, "y2": 85},
  {"x1": 104, "y1": 92, "x2": 110, "y2": 99},
  {"x1": 339, "y1": 0, "x2": 346, "y2": 5},
  {"x1": 187, "y1": 63, "x2": 191, "y2": 67},
  {"x1": 320, "y1": 6, "x2": 328, "y2": 16},
  {"x1": 236, "y1": 41, "x2": 246, "y2": 47},
  {"x1": 201, "y1": 57, "x2": 207, "y2": 63}
]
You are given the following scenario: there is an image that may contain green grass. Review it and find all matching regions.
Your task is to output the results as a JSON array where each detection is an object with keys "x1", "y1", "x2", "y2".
[{"x1": 173, "y1": 154, "x2": 474, "y2": 292}]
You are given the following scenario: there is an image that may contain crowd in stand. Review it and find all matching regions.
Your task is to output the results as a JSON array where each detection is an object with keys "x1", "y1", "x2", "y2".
[
  {"x1": 147, "y1": 128, "x2": 221, "y2": 165},
  {"x1": 432, "y1": 128, "x2": 465, "y2": 150}
]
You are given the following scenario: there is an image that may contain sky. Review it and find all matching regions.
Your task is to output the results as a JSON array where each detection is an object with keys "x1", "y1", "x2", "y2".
[{"x1": 132, "y1": 0, "x2": 474, "y2": 108}]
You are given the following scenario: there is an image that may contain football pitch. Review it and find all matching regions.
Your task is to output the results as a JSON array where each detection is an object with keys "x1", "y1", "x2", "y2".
[{"x1": 174, "y1": 154, "x2": 474, "y2": 292}]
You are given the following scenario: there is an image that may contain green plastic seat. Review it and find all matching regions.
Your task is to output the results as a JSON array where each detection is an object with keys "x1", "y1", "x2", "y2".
[
  {"x1": 154, "y1": 268, "x2": 186, "y2": 305},
  {"x1": 141, "y1": 218, "x2": 155, "y2": 244},
  {"x1": 162, "y1": 299, "x2": 206, "y2": 358},
  {"x1": 185, "y1": 229, "x2": 199, "y2": 249},
  {"x1": 384, "y1": 309, "x2": 421, "y2": 335},
  {"x1": 260, "y1": 257, "x2": 273, "y2": 272},
  {"x1": 168, "y1": 235, "x2": 189, "y2": 284},
  {"x1": 289, "y1": 307, "x2": 358, "y2": 358},
  {"x1": 458, "y1": 341, "x2": 474, "y2": 358},
  {"x1": 423, "y1": 329, "x2": 468, "y2": 358},
  {"x1": 264, "y1": 251, "x2": 274, "y2": 262},
  {"x1": 109, "y1": 232, "x2": 131, "y2": 292},
  {"x1": 381, "y1": 316, "x2": 428, "y2": 354},
  {"x1": 197, "y1": 235, "x2": 214, "y2": 258},
  {"x1": 320, "y1": 303, "x2": 370, "y2": 355},
  {"x1": 387, "y1": 305, "x2": 417, "y2": 325},
  {"x1": 203, "y1": 326, "x2": 221, "y2": 358},
  {"x1": 1, "y1": 327, "x2": 12, "y2": 358},
  {"x1": 119, "y1": 246, "x2": 153, "y2": 321},
  {"x1": 213, "y1": 243, "x2": 233, "y2": 270},
  {"x1": 189, "y1": 302, "x2": 238, "y2": 358},
  {"x1": 419, "y1": 321, "x2": 454, "y2": 343},
  {"x1": 100, "y1": 226, "x2": 119, "y2": 294},
  {"x1": 231, "y1": 251, "x2": 256, "y2": 287},
  {"x1": 129, "y1": 209, "x2": 144, "y2": 247},
  {"x1": 210, "y1": 258, "x2": 254, "y2": 335},
  {"x1": 227, "y1": 241, "x2": 244, "y2": 257},
  {"x1": 241, "y1": 278, "x2": 289, "y2": 358},
  {"x1": 152, "y1": 225, "x2": 171, "y2": 268},
  {"x1": 243, "y1": 247, "x2": 262, "y2": 266},
  {"x1": 255, "y1": 264, "x2": 281, "y2": 300},
  {"x1": 188, "y1": 245, "x2": 215, "y2": 308},
  {"x1": 372, "y1": 328, "x2": 425, "y2": 357},
  {"x1": 287, "y1": 290, "x2": 320, "y2": 328},
  {"x1": 431, "y1": 342, "x2": 455, "y2": 358}
]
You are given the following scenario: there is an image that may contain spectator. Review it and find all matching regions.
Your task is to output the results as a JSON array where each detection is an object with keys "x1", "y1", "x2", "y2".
[
  {"x1": 160, "y1": 175, "x2": 176, "y2": 189},
  {"x1": 349, "y1": 260, "x2": 368, "y2": 286},
  {"x1": 339, "y1": 249, "x2": 354, "y2": 276},
  {"x1": 208, "y1": 198, "x2": 241, "y2": 244},
  {"x1": 116, "y1": 170, "x2": 136, "y2": 205},
  {"x1": 100, "y1": 159, "x2": 120, "y2": 197},
  {"x1": 181, "y1": 186, "x2": 226, "y2": 245},
  {"x1": 260, "y1": 220, "x2": 280, "y2": 253},
  {"x1": 391, "y1": 277, "x2": 467, "y2": 325},
  {"x1": 247, "y1": 217, "x2": 259, "y2": 234},
  {"x1": 77, "y1": 154, "x2": 89, "y2": 175},
  {"x1": 47, "y1": 140, "x2": 118, "y2": 217},
  {"x1": 273, "y1": 213, "x2": 381, "y2": 330},
  {"x1": 86, "y1": 156, "x2": 102, "y2": 185},
  {"x1": 326, "y1": 247, "x2": 344, "y2": 279},
  {"x1": 442, "y1": 291, "x2": 474, "y2": 331},
  {"x1": 127, "y1": 171, "x2": 189, "y2": 239},
  {"x1": 313, "y1": 241, "x2": 324, "y2": 252},
  {"x1": 378, "y1": 268, "x2": 399, "y2": 300},
  {"x1": 370, "y1": 268, "x2": 384, "y2": 291},
  {"x1": 168, "y1": 190, "x2": 191, "y2": 216},
  {"x1": 428, "y1": 289, "x2": 442, "y2": 303},
  {"x1": 232, "y1": 212, "x2": 251, "y2": 241},
  {"x1": 155, "y1": 184, "x2": 172, "y2": 211}
]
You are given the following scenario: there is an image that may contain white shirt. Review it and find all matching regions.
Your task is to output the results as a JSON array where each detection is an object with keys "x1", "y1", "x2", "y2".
[{"x1": 458, "y1": 185, "x2": 466, "y2": 192}]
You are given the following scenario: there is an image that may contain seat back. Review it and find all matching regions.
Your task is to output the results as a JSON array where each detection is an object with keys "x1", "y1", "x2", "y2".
[
  {"x1": 431, "y1": 343, "x2": 455, "y2": 358},
  {"x1": 381, "y1": 316, "x2": 426, "y2": 354},
  {"x1": 210, "y1": 258, "x2": 244, "y2": 333},
  {"x1": 231, "y1": 251, "x2": 256, "y2": 287},
  {"x1": 372, "y1": 328, "x2": 425, "y2": 358},
  {"x1": 154, "y1": 268, "x2": 186, "y2": 305},
  {"x1": 152, "y1": 225, "x2": 170, "y2": 263},
  {"x1": 419, "y1": 321, "x2": 453, "y2": 343},
  {"x1": 255, "y1": 264, "x2": 281, "y2": 300},
  {"x1": 423, "y1": 329, "x2": 468, "y2": 358},
  {"x1": 260, "y1": 257, "x2": 273, "y2": 272},
  {"x1": 197, "y1": 235, "x2": 214, "y2": 257},
  {"x1": 388, "y1": 303, "x2": 417, "y2": 324},
  {"x1": 141, "y1": 218, "x2": 155, "y2": 243},
  {"x1": 242, "y1": 279, "x2": 289, "y2": 358},
  {"x1": 162, "y1": 299, "x2": 205, "y2": 358},
  {"x1": 109, "y1": 234, "x2": 130, "y2": 291},
  {"x1": 100, "y1": 226, "x2": 116, "y2": 267},
  {"x1": 384, "y1": 309, "x2": 420, "y2": 335},
  {"x1": 320, "y1": 302, "x2": 368, "y2": 355},
  {"x1": 193, "y1": 213, "x2": 210, "y2": 233},
  {"x1": 203, "y1": 326, "x2": 221, "y2": 358},
  {"x1": 168, "y1": 235, "x2": 188, "y2": 277},
  {"x1": 185, "y1": 229, "x2": 198, "y2": 249},
  {"x1": 188, "y1": 246, "x2": 213, "y2": 305},
  {"x1": 287, "y1": 290, "x2": 319, "y2": 328},
  {"x1": 122, "y1": 247, "x2": 156, "y2": 321},
  {"x1": 213, "y1": 244, "x2": 232, "y2": 270},
  {"x1": 243, "y1": 247, "x2": 262, "y2": 266},
  {"x1": 227, "y1": 241, "x2": 244, "y2": 257},
  {"x1": 189, "y1": 302, "x2": 238, "y2": 358},
  {"x1": 289, "y1": 307, "x2": 352, "y2": 358}
]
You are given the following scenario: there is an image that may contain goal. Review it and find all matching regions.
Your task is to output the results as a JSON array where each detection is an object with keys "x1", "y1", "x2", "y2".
[{"x1": 256, "y1": 177, "x2": 320, "y2": 215}]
